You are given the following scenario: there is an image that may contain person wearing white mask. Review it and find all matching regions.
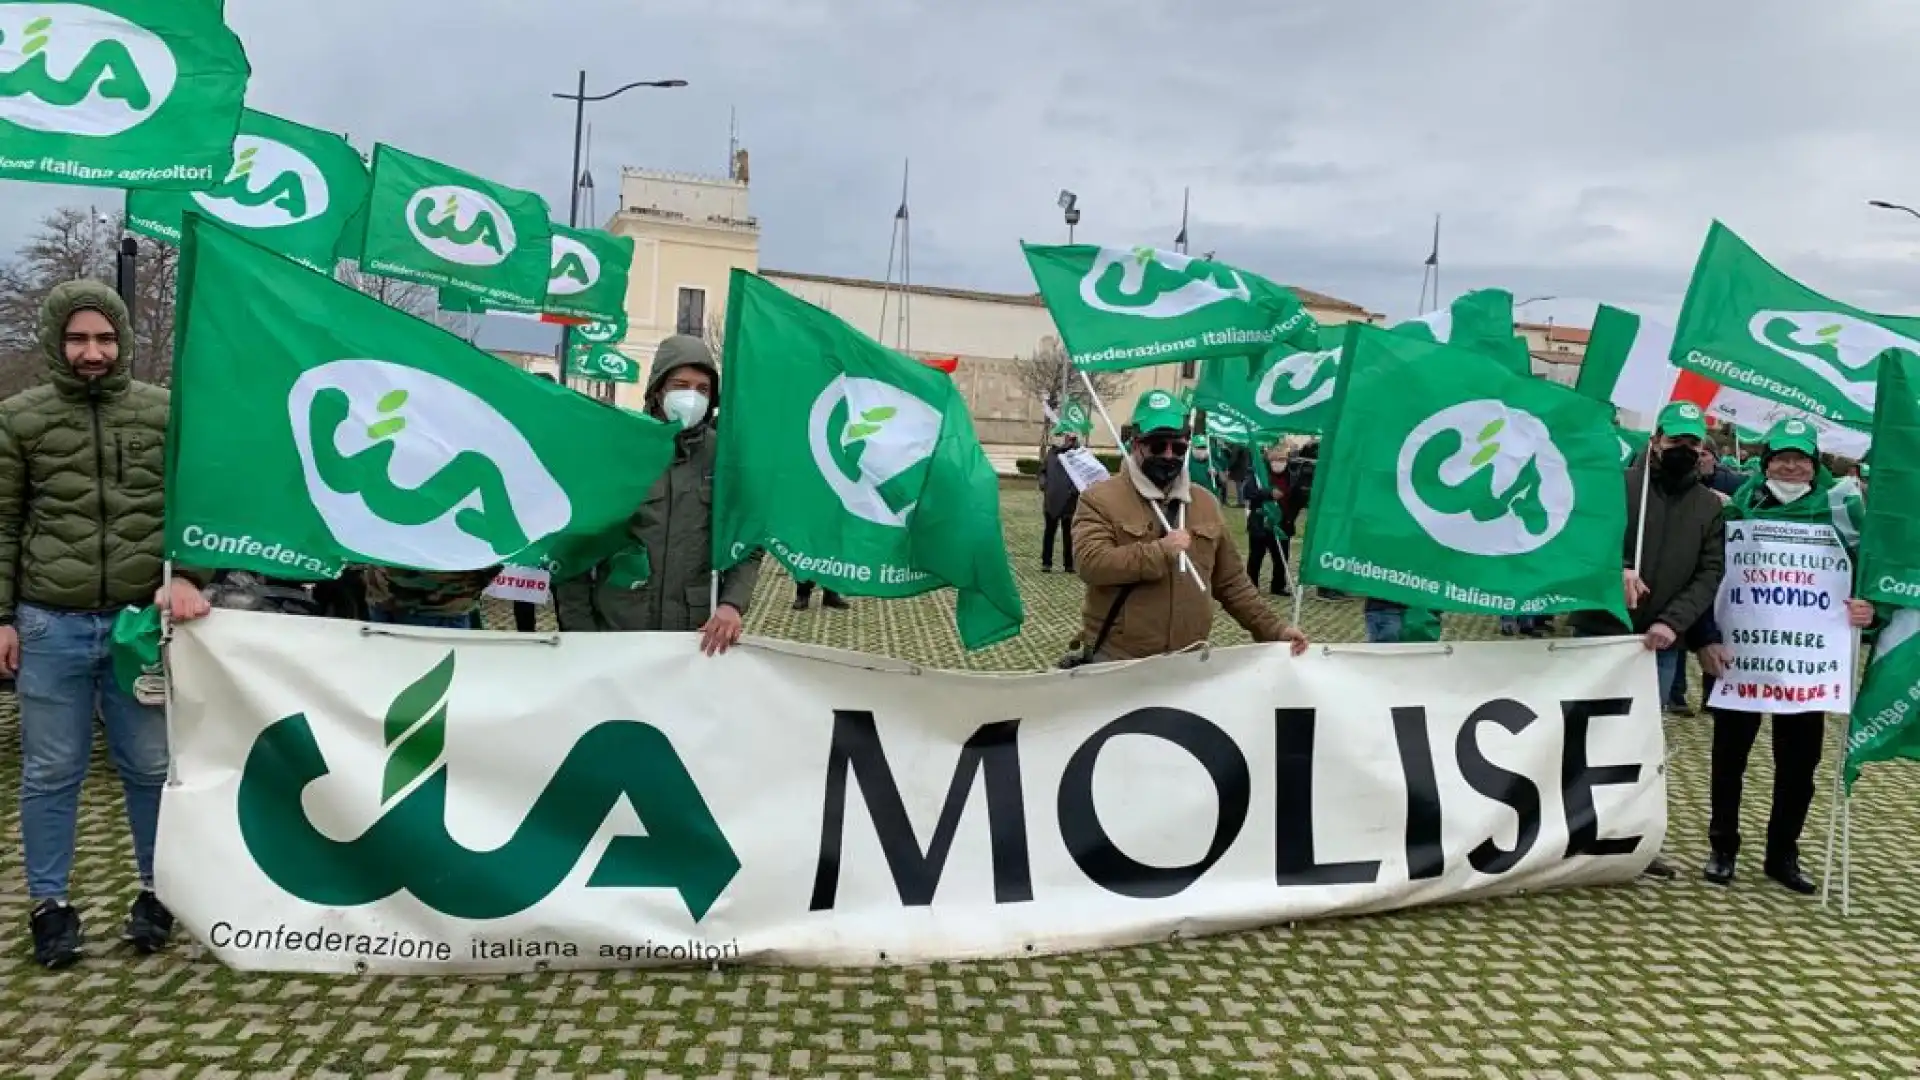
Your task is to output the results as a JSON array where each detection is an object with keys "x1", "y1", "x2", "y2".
[
  {"x1": 1700, "y1": 417, "x2": 1872, "y2": 894},
  {"x1": 553, "y1": 335, "x2": 762, "y2": 655}
]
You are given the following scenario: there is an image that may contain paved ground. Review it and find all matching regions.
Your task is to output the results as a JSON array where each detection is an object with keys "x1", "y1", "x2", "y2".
[{"x1": 2, "y1": 491, "x2": 1917, "y2": 1078}]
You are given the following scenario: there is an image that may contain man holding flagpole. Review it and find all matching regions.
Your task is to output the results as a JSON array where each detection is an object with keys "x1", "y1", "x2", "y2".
[
  {"x1": 1068, "y1": 390, "x2": 1307, "y2": 663},
  {"x1": 1573, "y1": 401, "x2": 1727, "y2": 881}
]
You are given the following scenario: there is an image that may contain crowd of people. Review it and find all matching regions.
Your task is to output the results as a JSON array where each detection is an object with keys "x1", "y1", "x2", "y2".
[
  {"x1": 1040, "y1": 392, "x2": 1877, "y2": 895},
  {"x1": 0, "y1": 282, "x2": 763, "y2": 969},
  {"x1": 0, "y1": 275, "x2": 1881, "y2": 971}
]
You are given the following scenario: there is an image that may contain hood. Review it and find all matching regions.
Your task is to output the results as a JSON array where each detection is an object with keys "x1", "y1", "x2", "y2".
[
  {"x1": 39, "y1": 279, "x2": 134, "y2": 400},
  {"x1": 1731, "y1": 464, "x2": 1838, "y2": 519},
  {"x1": 646, "y1": 334, "x2": 721, "y2": 428}
]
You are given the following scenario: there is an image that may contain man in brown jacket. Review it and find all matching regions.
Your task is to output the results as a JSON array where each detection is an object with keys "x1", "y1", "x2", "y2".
[{"x1": 1070, "y1": 390, "x2": 1309, "y2": 662}]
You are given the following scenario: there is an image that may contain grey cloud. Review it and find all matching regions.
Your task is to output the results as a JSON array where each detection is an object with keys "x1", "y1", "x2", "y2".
[{"x1": 3, "y1": 0, "x2": 1916, "y2": 329}]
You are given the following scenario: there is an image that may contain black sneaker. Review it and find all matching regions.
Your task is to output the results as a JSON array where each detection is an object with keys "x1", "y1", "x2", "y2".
[
  {"x1": 124, "y1": 890, "x2": 174, "y2": 954},
  {"x1": 822, "y1": 593, "x2": 850, "y2": 611},
  {"x1": 30, "y1": 900, "x2": 82, "y2": 969},
  {"x1": 1639, "y1": 856, "x2": 1677, "y2": 881}
]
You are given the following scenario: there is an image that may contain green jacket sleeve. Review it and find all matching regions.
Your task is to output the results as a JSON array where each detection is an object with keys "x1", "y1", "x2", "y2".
[
  {"x1": 0, "y1": 414, "x2": 20, "y2": 625},
  {"x1": 1655, "y1": 504, "x2": 1725, "y2": 635}
]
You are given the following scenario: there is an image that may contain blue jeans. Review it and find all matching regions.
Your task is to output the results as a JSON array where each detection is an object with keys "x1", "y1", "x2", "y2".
[
  {"x1": 17, "y1": 604, "x2": 168, "y2": 901},
  {"x1": 1658, "y1": 646, "x2": 1683, "y2": 704},
  {"x1": 1364, "y1": 608, "x2": 1403, "y2": 644},
  {"x1": 368, "y1": 606, "x2": 474, "y2": 630}
]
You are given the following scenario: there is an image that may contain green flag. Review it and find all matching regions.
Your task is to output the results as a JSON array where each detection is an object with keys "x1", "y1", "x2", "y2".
[
  {"x1": 713, "y1": 269, "x2": 1024, "y2": 650},
  {"x1": 1194, "y1": 324, "x2": 1345, "y2": 436},
  {"x1": 166, "y1": 215, "x2": 678, "y2": 580},
  {"x1": 1052, "y1": 398, "x2": 1092, "y2": 436},
  {"x1": 1021, "y1": 243, "x2": 1318, "y2": 371},
  {"x1": 1202, "y1": 411, "x2": 1255, "y2": 446},
  {"x1": 1301, "y1": 324, "x2": 1628, "y2": 619},
  {"x1": 566, "y1": 342, "x2": 640, "y2": 384},
  {"x1": 0, "y1": 1, "x2": 249, "y2": 188},
  {"x1": 124, "y1": 107, "x2": 366, "y2": 272},
  {"x1": 1847, "y1": 608, "x2": 1920, "y2": 790},
  {"x1": 1614, "y1": 424, "x2": 1650, "y2": 468},
  {"x1": 437, "y1": 224, "x2": 632, "y2": 323},
  {"x1": 1672, "y1": 221, "x2": 1920, "y2": 430},
  {"x1": 1396, "y1": 289, "x2": 1532, "y2": 375},
  {"x1": 109, "y1": 603, "x2": 160, "y2": 697},
  {"x1": 360, "y1": 143, "x2": 553, "y2": 310},
  {"x1": 1858, "y1": 348, "x2": 1920, "y2": 604}
]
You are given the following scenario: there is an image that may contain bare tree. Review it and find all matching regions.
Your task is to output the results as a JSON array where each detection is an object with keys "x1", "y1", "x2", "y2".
[
  {"x1": 1013, "y1": 338, "x2": 1129, "y2": 451},
  {"x1": 335, "y1": 262, "x2": 437, "y2": 319},
  {"x1": 0, "y1": 206, "x2": 176, "y2": 395}
]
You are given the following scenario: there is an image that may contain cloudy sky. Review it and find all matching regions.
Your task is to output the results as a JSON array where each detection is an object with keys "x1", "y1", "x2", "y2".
[{"x1": 7, "y1": 0, "x2": 1920, "y2": 330}]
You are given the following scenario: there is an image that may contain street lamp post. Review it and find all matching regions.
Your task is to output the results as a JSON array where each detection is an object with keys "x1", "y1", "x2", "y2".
[
  {"x1": 552, "y1": 71, "x2": 687, "y2": 397},
  {"x1": 1869, "y1": 199, "x2": 1920, "y2": 222}
]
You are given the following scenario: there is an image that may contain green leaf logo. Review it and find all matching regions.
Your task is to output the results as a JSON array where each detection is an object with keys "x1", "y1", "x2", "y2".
[
  {"x1": 21, "y1": 16, "x2": 50, "y2": 55},
  {"x1": 1818, "y1": 324, "x2": 1843, "y2": 339},
  {"x1": 234, "y1": 145, "x2": 258, "y2": 177},
  {"x1": 366, "y1": 388, "x2": 408, "y2": 440},
  {"x1": 382, "y1": 652, "x2": 455, "y2": 804},
  {"x1": 1468, "y1": 416, "x2": 1505, "y2": 468}
]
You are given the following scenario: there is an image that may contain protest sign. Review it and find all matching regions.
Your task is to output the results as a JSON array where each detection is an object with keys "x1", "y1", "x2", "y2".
[
  {"x1": 484, "y1": 566, "x2": 550, "y2": 605},
  {"x1": 1059, "y1": 447, "x2": 1110, "y2": 493},
  {"x1": 1709, "y1": 519, "x2": 1856, "y2": 712}
]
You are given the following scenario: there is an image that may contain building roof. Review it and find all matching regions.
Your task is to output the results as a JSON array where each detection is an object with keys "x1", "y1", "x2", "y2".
[
  {"x1": 1517, "y1": 321, "x2": 1591, "y2": 345},
  {"x1": 761, "y1": 268, "x2": 1376, "y2": 317},
  {"x1": 1529, "y1": 350, "x2": 1583, "y2": 367}
]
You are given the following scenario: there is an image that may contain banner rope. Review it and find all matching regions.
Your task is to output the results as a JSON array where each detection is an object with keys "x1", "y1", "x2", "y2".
[{"x1": 359, "y1": 624, "x2": 562, "y2": 646}]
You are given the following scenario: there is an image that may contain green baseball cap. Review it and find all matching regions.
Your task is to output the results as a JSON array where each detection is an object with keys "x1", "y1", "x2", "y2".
[
  {"x1": 1763, "y1": 416, "x2": 1820, "y2": 459},
  {"x1": 1655, "y1": 401, "x2": 1709, "y2": 441},
  {"x1": 1130, "y1": 388, "x2": 1189, "y2": 436}
]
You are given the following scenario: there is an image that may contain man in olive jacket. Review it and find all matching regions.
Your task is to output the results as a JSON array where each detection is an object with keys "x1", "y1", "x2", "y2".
[
  {"x1": 555, "y1": 335, "x2": 761, "y2": 654},
  {"x1": 0, "y1": 281, "x2": 211, "y2": 969}
]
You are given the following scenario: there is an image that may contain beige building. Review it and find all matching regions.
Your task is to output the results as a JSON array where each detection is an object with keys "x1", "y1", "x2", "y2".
[
  {"x1": 1519, "y1": 321, "x2": 1590, "y2": 389},
  {"x1": 561, "y1": 162, "x2": 1385, "y2": 443}
]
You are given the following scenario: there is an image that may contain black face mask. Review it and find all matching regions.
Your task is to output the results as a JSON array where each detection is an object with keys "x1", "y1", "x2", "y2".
[
  {"x1": 1139, "y1": 456, "x2": 1183, "y2": 490},
  {"x1": 1658, "y1": 445, "x2": 1700, "y2": 484}
]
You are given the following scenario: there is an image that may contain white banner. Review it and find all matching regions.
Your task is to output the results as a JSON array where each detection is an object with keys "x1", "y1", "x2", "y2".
[
  {"x1": 484, "y1": 565, "x2": 550, "y2": 605},
  {"x1": 1060, "y1": 447, "x2": 1111, "y2": 493},
  {"x1": 160, "y1": 612, "x2": 1666, "y2": 974},
  {"x1": 1709, "y1": 519, "x2": 1856, "y2": 712}
]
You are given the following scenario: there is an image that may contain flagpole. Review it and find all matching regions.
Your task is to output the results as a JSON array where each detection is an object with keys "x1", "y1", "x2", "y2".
[
  {"x1": 1078, "y1": 369, "x2": 1206, "y2": 591},
  {"x1": 1631, "y1": 454, "x2": 1653, "y2": 576},
  {"x1": 1821, "y1": 724, "x2": 1843, "y2": 909}
]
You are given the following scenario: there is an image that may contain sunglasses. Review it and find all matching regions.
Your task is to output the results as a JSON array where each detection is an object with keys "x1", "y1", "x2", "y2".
[{"x1": 1141, "y1": 435, "x2": 1190, "y2": 458}]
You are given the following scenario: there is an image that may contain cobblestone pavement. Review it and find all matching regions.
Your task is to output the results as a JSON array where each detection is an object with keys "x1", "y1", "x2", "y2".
[{"x1": 1, "y1": 493, "x2": 1916, "y2": 1078}]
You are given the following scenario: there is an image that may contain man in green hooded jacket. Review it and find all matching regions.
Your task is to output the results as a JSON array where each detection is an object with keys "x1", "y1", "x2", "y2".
[
  {"x1": 0, "y1": 281, "x2": 211, "y2": 969},
  {"x1": 554, "y1": 335, "x2": 762, "y2": 653}
]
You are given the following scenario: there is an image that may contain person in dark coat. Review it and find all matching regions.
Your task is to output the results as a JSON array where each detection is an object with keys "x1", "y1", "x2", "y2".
[
  {"x1": 1040, "y1": 432, "x2": 1083, "y2": 572},
  {"x1": 1242, "y1": 450, "x2": 1291, "y2": 596},
  {"x1": 1571, "y1": 401, "x2": 1727, "y2": 882}
]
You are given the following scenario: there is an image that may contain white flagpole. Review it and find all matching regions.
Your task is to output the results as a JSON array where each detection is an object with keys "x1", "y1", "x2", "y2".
[
  {"x1": 1821, "y1": 734, "x2": 1844, "y2": 909},
  {"x1": 1078, "y1": 369, "x2": 1206, "y2": 592},
  {"x1": 1822, "y1": 624, "x2": 1866, "y2": 912}
]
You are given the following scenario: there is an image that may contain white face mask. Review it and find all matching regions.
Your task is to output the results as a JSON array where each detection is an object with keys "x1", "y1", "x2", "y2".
[
  {"x1": 662, "y1": 389, "x2": 709, "y2": 429},
  {"x1": 1766, "y1": 479, "x2": 1812, "y2": 504}
]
